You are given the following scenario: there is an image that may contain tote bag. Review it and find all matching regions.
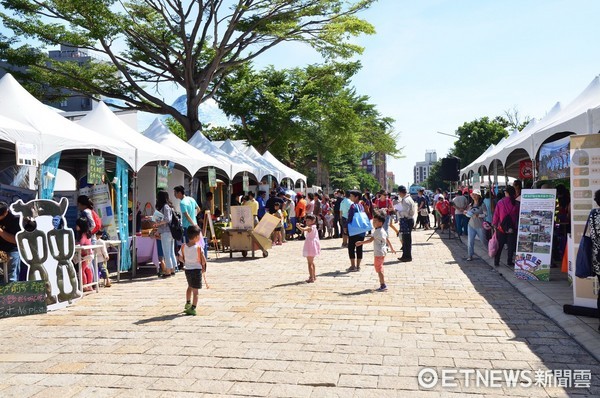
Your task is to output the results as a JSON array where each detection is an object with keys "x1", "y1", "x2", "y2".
[
  {"x1": 348, "y1": 204, "x2": 371, "y2": 236},
  {"x1": 488, "y1": 231, "x2": 499, "y2": 258},
  {"x1": 575, "y1": 215, "x2": 594, "y2": 278}
]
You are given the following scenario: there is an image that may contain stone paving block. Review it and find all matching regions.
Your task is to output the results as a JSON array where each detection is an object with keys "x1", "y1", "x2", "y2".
[
  {"x1": 337, "y1": 374, "x2": 378, "y2": 388},
  {"x1": 0, "y1": 385, "x2": 45, "y2": 398},
  {"x1": 227, "y1": 381, "x2": 273, "y2": 396},
  {"x1": 31, "y1": 385, "x2": 85, "y2": 397},
  {"x1": 268, "y1": 383, "x2": 313, "y2": 398}
]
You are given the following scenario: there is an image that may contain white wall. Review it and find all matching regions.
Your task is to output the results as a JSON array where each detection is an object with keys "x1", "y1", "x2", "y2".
[{"x1": 136, "y1": 166, "x2": 185, "y2": 212}]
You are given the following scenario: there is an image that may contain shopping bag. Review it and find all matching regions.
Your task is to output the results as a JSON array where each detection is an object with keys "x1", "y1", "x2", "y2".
[
  {"x1": 348, "y1": 208, "x2": 371, "y2": 236},
  {"x1": 575, "y1": 217, "x2": 594, "y2": 278},
  {"x1": 488, "y1": 231, "x2": 499, "y2": 258}
]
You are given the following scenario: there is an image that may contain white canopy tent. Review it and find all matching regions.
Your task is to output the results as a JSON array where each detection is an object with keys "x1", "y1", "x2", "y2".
[
  {"x1": 187, "y1": 131, "x2": 255, "y2": 179},
  {"x1": 219, "y1": 139, "x2": 273, "y2": 182},
  {"x1": 262, "y1": 150, "x2": 307, "y2": 186},
  {"x1": 78, "y1": 102, "x2": 199, "y2": 174},
  {"x1": 0, "y1": 74, "x2": 136, "y2": 169},
  {"x1": 142, "y1": 118, "x2": 234, "y2": 178},
  {"x1": 243, "y1": 145, "x2": 283, "y2": 183}
]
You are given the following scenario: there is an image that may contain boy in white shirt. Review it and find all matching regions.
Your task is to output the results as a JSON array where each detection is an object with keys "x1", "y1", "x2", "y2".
[
  {"x1": 178, "y1": 225, "x2": 207, "y2": 316},
  {"x1": 356, "y1": 211, "x2": 396, "y2": 291}
]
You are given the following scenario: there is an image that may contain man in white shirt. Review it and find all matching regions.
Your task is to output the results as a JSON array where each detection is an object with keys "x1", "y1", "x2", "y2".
[
  {"x1": 394, "y1": 186, "x2": 415, "y2": 262},
  {"x1": 452, "y1": 190, "x2": 468, "y2": 237}
]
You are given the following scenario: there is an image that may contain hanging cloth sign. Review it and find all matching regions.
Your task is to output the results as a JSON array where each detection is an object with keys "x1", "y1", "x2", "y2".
[
  {"x1": 243, "y1": 173, "x2": 249, "y2": 192},
  {"x1": 208, "y1": 168, "x2": 217, "y2": 188},
  {"x1": 519, "y1": 160, "x2": 533, "y2": 179},
  {"x1": 15, "y1": 142, "x2": 38, "y2": 167},
  {"x1": 87, "y1": 155, "x2": 105, "y2": 185},
  {"x1": 156, "y1": 165, "x2": 169, "y2": 189}
]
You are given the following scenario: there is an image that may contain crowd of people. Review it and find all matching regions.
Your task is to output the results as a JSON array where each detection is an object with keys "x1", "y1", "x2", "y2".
[{"x1": 2, "y1": 180, "x2": 599, "y2": 328}]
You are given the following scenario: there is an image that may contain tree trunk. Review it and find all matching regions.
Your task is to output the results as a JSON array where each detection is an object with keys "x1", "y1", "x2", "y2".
[
  {"x1": 316, "y1": 151, "x2": 323, "y2": 188},
  {"x1": 185, "y1": 96, "x2": 202, "y2": 141}
]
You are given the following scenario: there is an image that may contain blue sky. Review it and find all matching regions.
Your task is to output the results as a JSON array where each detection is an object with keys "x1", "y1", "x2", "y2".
[
  {"x1": 246, "y1": 0, "x2": 600, "y2": 187},
  {"x1": 5, "y1": 0, "x2": 600, "y2": 188}
]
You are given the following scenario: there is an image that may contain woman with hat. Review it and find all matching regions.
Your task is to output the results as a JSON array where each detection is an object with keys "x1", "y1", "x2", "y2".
[{"x1": 466, "y1": 190, "x2": 489, "y2": 261}]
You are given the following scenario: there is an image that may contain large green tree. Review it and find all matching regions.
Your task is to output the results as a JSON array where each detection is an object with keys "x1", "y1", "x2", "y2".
[
  {"x1": 0, "y1": 0, "x2": 375, "y2": 139},
  {"x1": 450, "y1": 116, "x2": 509, "y2": 169},
  {"x1": 213, "y1": 61, "x2": 399, "y2": 189}
]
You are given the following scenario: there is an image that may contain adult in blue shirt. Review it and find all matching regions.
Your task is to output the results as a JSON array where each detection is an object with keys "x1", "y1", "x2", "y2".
[
  {"x1": 257, "y1": 191, "x2": 267, "y2": 220},
  {"x1": 173, "y1": 185, "x2": 200, "y2": 243}
]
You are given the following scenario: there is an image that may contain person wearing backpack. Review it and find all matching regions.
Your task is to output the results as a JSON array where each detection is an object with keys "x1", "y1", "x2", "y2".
[
  {"x1": 492, "y1": 186, "x2": 520, "y2": 267},
  {"x1": 154, "y1": 190, "x2": 177, "y2": 277}
]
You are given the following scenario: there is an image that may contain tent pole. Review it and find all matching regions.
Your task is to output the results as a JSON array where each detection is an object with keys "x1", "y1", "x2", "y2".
[{"x1": 131, "y1": 172, "x2": 138, "y2": 279}]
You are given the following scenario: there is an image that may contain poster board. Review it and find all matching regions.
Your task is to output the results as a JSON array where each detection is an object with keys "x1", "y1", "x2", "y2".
[
  {"x1": 79, "y1": 184, "x2": 118, "y2": 239},
  {"x1": 15, "y1": 142, "x2": 38, "y2": 167},
  {"x1": 87, "y1": 155, "x2": 105, "y2": 185},
  {"x1": 203, "y1": 210, "x2": 216, "y2": 239},
  {"x1": 569, "y1": 135, "x2": 599, "y2": 309},
  {"x1": 0, "y1": 281, "x2": 47, "y2": 318},
  {"x1": 513, "y1": 189, "x2": 556, "y2": 281},
  {"x1": 254, "y1": 213, "x2": 280, "y2": 240},
  {"x1": 231, "y1": 206, "x2": 253, "y2": 230}
]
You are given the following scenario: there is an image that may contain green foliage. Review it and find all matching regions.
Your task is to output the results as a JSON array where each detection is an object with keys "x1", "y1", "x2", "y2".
[
  {"x1": 0, "y1": 0, "x2": 376, "y2": 138},
  {"x1": 213, "y1": 61, "x2": 399, "y2": 189},
  {"x1": 450, "y1": 117, "x2": 509, "y2": 168},
  {"x1": 424, "y1": 161, "x2": 450, "y2": 192}
]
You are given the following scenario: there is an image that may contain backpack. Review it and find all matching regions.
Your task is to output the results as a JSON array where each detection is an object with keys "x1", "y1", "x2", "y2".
[
  {"x1": 91, "y1": 210, "x2": 102, "y2": 234},
  {"x1": 169, "y1": 210, "x2": 184, "y2": 241}
]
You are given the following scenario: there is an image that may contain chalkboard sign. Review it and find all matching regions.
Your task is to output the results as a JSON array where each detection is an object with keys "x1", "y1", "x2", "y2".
[{"x1": 0, "y1": 281, "x2": 47, "y2": 319}]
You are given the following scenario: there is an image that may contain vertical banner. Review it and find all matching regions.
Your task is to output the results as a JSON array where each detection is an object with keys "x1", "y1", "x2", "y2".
[
  {"x1": 79, "y1": 184, "x2": 117, "y2": 238},
  {"x1": 87, "y1": 155, "x2": 105, "y2": 185},
  {"x1": 242, "y1": 173, "x2": 249, "y2": 193},
  {"x1": 514, "y1": 189, "x2": 556, "y2": 281},
  {"x1": 570, "y1": 135, "x2": 600, "y2": 309},
  {"x1": 519, "y1": 160, "x2": 533, "y2": 180},
  {"x1": 208, "y1": 168, "x2": 217, "y2": 188},
  {"x1": 156, "y1": 165, "x2": 168, "y2": 189}
]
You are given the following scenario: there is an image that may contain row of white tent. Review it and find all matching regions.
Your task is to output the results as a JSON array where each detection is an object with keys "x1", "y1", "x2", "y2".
[
  {"x1": 0, "y1": 73, "x2": 306, "y2": 186},
  {"x1": 460, "y1": 75, "x2": 600, "y2": 180}
]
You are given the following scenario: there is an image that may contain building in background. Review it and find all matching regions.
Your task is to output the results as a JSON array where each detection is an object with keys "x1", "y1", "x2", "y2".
[
  {"x1": 413, "y1": 150, "x2": 437, "y2": 185},
  {"x1": 386, "y1": 171, "x2": 395, "y2": 192},
  {"x1": 361, "y1": 152, "x2": 388, "y2": 190}
]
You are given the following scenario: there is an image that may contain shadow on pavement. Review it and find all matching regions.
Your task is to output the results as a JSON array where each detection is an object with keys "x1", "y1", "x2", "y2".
[
  {"x1": 337, "y1": 289, "x2": 373, "y2": 296},
  {"x1": 318, "y1": 270, "x2": 352, "y2": 277},
  {"x1": 270, "y1": 280, "x2": 308, "y2": 289},
  {"x1": 436, "y1": 235, "x2": 600, "y2": 396},
  {"x1": 134, "y1": 313, "x2": 184, "y2": 325}
]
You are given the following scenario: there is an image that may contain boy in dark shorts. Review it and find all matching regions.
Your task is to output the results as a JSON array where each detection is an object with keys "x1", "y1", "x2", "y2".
[{"x1": 178, "y1": 225, "x2": 206, "y2": 316}]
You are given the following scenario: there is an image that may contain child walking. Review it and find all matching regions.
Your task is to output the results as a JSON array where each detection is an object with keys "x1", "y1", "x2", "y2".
[
  {"x1": 356, "y1": 211, "x2": 396, "y2": 291},
  {"x1": 94, "y1": 230, "x2": 111, "y2": 287},
  {"x1": 297, "y1": 214, "x2": 321, "y2": 283},
  {"x1": 75, "y1": 217, "x2": 94, "y2": 292},
  {"x1": 178, "y1": 225, "x2": 206, "y2": 316}
]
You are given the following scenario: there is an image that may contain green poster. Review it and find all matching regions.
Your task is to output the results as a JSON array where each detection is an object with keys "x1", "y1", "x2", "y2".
[
  {"x1": 243, "y1": 174, "x2": 249, "y2": 192},
  {"x1": 87, "y1": 155, "x2": 105, "y2": 185},
  {"x1": 208, "y1": 168, "x2": 217, "y2": 188},
  {"x1": 157, "y1": 165, "x2": 168, "y2": 189}
]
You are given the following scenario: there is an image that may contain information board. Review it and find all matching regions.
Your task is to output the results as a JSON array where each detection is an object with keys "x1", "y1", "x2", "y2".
[
  {"x1": 570, "y1": 135, "x2": 600, "y2": 309},
  {"x1": 513, "y1": 189, "x2": 556, "y2": 281},
  {"x1": 0, "y1": 281, "x2": 47, "y2": 318}
]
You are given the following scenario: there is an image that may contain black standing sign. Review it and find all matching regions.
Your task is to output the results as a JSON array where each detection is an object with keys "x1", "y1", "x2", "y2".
[{"x1": 0, "y1": 281, "x2": 47, "y2": 318}]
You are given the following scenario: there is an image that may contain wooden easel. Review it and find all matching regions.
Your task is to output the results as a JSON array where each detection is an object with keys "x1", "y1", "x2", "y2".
[{"x1": 202, "y1": 210, "x2": 220, "y2": 257}]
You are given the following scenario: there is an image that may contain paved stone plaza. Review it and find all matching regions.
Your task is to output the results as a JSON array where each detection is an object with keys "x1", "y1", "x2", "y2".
[{"x1": 0, "y1": 230, "x2": 598, "y2": 397}]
